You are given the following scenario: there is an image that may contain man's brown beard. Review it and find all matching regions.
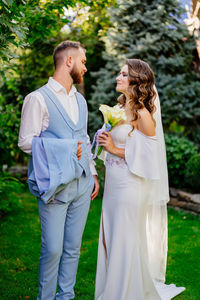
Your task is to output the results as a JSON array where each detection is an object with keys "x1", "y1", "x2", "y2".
[{"x1": 70, "y1": 64, "x2": 82, "y2": 84}]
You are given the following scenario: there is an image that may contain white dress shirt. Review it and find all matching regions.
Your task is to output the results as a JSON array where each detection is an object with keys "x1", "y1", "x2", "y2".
[{"x1": 18, "y1": 77, "x2": 97, "y2": 175}]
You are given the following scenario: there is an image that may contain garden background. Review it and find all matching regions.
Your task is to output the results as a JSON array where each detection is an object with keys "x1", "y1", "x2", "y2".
[{"x1": 0, "y1": 0, "x2": 200, "y2": 299}]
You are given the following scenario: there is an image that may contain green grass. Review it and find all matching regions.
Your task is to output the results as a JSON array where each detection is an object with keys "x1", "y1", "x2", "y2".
[
  {"x1": 166, "y1": 208, "x2": 200, "y2": 299},
  {"x1": 0, "y1": 192, "x2": 200, "y2": 299}
]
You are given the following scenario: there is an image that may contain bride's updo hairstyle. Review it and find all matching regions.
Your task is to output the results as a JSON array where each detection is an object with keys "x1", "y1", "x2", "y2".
[{"x1": 118, "y1": 59, "x2": 156, "y2": 130}]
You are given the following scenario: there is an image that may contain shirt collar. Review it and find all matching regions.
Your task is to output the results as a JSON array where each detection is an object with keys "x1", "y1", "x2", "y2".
[{"x1": 48, "y1": 77, "x2": 77, "y2": 96}]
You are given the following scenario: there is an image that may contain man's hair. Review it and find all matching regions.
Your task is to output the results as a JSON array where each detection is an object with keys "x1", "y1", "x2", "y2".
[{"x1": 53, "y1": 40, "x2": 85, "y2": 69}]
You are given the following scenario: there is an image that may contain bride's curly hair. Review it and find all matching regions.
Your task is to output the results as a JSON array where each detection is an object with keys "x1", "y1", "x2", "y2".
[{"x1": 117, "y1": 59, "x2": 156, "y2": 131}]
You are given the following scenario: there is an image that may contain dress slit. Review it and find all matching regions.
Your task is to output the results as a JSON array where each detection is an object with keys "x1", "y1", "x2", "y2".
[{"x1": 101, "y1": 213, "x2": 107, "y2": 260}]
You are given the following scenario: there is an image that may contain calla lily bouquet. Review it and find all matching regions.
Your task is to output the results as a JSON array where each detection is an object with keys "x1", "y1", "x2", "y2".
[{"x1": 91, "y1": 104, "x2": 126, "y2": 158}]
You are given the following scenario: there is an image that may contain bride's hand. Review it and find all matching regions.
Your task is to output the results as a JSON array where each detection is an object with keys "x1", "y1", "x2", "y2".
[{"x1": 99, "y1": 131, "x2": 116, "y2": 154}]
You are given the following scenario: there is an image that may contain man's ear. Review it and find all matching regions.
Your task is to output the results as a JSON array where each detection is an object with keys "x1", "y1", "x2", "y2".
[{"x1": 66, "y1": 56, "x2": 72, "y2": 68}]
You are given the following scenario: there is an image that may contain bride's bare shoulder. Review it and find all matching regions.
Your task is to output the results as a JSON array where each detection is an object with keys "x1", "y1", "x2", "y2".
[{"x1": 137, "y1": 108, "x2": 155, "y2": 136}]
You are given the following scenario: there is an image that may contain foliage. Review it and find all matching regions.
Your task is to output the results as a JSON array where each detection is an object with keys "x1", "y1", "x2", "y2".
[
  {"x1": 89, "y1": 0, "x2": 200, "y2": 142},
  {"x1": 0, "y1": 100, "x2": 23, "y2": 167},
  {"x1": 184, "y1": 153, "x2": 200, "y2": 192},
  {"x1": 0, "y1": 0, "x2": 81, "y2": 88},
  {"x1": 0, "y1": 0, "x2": 112, "y2": 94},
  {"x1": 63, "y1": 0, "x2": 115, "y2": 101},
  {"x1": 0, "y1": 172, "x2": 23, "y2": 216},
  {"x1": 165, "y1": 133, "x2": 198, "y2": 188},
  {"x1": 0, "y1": 0, "x2": 86, "y2": 166},
  {"x1": 0, "y1": 0, "x2": 28, "y2": 65},
  {"x1": 0, "y1": 191, "x2": 200, "y2": 299},
  {"x1": 0, "y1": 0, "x2": 77, "y2": 63}
]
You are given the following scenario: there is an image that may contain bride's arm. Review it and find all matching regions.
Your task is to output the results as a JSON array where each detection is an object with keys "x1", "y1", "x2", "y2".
[
  {"x1": 111, "y1": 146, "x2": 125, "y2": 158},
  {"x1": 137, "y1": 109, "x2": 155, "y2": 136},
  {"x1": 98, "y1": 131, "x2": 125, "y2": 158}
]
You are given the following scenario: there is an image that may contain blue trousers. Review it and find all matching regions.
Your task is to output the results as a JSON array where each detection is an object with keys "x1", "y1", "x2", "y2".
[{"x1": 37, "y1": 176, "x2": 94, "y2": 300}]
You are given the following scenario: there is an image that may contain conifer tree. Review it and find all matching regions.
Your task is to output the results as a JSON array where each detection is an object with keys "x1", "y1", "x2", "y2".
[{"x1": 89, "y1": 0, "x2": 200, "y2": 142}]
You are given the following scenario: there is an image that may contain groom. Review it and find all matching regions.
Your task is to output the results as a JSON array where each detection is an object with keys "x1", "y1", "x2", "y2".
[{"x1": 18, "y1": 40, "x2": 99, "y2": 299}]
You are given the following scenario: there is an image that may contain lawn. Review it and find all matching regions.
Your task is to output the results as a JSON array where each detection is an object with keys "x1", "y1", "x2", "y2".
[{"x1": 0, "y1": 190, "x2": 200, "y2": 300}]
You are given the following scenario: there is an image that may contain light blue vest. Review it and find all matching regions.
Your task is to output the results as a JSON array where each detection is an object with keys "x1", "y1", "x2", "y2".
[{"x1": 28, "y1": 84, "x2": 92, "y2": 203}]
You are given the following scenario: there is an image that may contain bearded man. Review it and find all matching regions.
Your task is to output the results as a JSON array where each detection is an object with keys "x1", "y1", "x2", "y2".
[{"x1": 18, "y1": 41, "x2": 99, "y2": 300}]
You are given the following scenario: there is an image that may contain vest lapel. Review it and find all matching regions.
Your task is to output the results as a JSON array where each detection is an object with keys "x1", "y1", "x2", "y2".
[
  {"x1": 75, "y1": 93, "x2": 85, "y2": 130},
  {"x1": 41, "y1": 85, "x2": 84, "y2": 131}
]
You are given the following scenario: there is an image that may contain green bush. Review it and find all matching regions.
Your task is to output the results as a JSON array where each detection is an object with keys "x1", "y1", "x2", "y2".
[
  {"x1": 184, "y1": 153, "x2": 200, "y2": 192},
  {"x1": 165, "y1": 134, "x2": 198, "y2": 188},
  {"x1": 0, "y1": 102, "x2": 22, "y2": 167},
  {"x1": 0, "y1": 172, "x2": 23, "y2": 216}
]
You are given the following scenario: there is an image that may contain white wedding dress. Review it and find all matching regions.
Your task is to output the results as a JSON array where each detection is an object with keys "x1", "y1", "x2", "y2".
[{"x1": 95, "y1": 123, "x2": 185, "y2": 300}]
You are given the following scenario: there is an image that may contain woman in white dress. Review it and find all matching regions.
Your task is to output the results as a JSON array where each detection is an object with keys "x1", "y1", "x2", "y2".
[{"x1": 95, "y1": 59, "x2": 185, "y2": 300}]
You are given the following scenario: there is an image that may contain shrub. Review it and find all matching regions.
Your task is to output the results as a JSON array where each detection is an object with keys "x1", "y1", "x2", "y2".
[
  {"x1": 184, "y1": 153, "x2": 200, "y2": 192},
  {"x1": 0, "y1": 172, "x2": 23, "y2": 217},
  {"x1": 0, "y1": 102, "x2": 22, "y2": 168},
  {"x1": 165, "y1": 134, "x2": 198, "y2": 188}
]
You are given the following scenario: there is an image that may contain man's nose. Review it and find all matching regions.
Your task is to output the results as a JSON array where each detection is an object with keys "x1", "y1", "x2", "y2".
[{"x1": 84, "y1": 66, "x2": 87, "y2": 73}]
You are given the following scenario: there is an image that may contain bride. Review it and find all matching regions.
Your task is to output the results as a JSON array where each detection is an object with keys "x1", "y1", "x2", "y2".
[{"x1": 95, "y1": 59, "x2": 185, "y2": 300}]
